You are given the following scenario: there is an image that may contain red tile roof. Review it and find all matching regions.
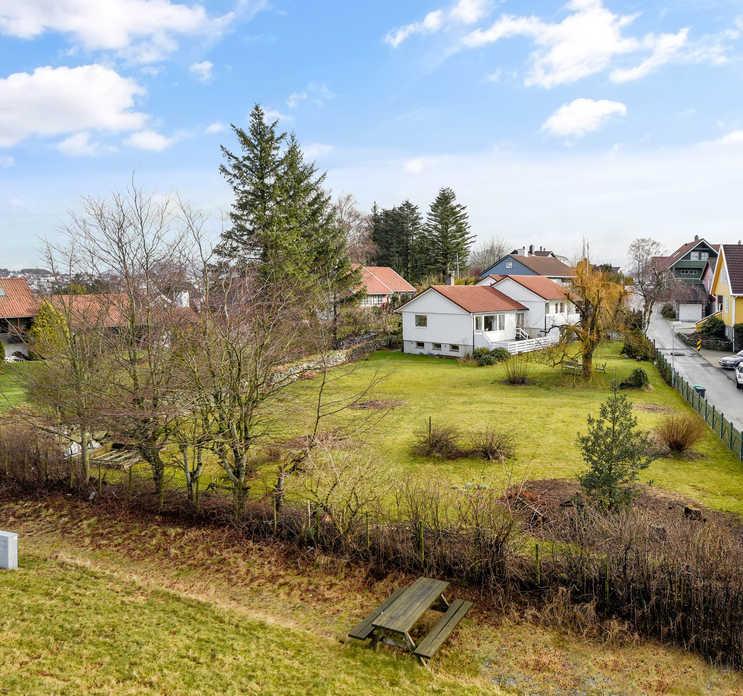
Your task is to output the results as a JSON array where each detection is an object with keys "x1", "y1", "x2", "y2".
[
  {"x1": 0, "y1": 278, "x2": 38, "y2": 319},
  {"x1": 495, "y1": 275, "x2": 567, "y2": 300},
  {"x1": 721, "y1": 244, "x2": 743, "y2": 295},
  {"x1": 48, "y1": 293, "x2": 129, "y2": 329},
  {"x1": 510, "y1": 255, "x2": 574, "y2": 277},
  {"x1": 360, "y1": 266, "x2": 416, "y2": 295},
  {"x1": 431, "y1": 285, "x2": 526, "y2": 313}
]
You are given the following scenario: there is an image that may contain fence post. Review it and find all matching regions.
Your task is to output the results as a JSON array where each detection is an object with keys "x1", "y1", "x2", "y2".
[
  {"x1": 418, "y1": 520, "x2": 425, "y2": 567},
  {"x1": 535, "y1": 543, "x2": 541, "y2": 587}
]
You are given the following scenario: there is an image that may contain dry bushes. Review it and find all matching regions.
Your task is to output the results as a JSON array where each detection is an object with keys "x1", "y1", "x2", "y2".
[
  {"x1": 412, "y1": 419, "x2": 462, "y2": 459},
  {"x1": 0, "y1": 421, "x2": 67, "y2": 487},
  {"x1": 504, "y1": 354, "x2": 529, "y2": 384},
  {"x1": 655, "y1": 414, "x2": 705, "y2": 453},
  {"x1": 470, "y1": 429, "x2": 516, "y2": 462}
]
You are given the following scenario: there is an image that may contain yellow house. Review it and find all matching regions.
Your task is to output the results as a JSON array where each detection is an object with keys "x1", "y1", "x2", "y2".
[{"x1": 710, "y1": 243, "x2": 743, "y2": 349}]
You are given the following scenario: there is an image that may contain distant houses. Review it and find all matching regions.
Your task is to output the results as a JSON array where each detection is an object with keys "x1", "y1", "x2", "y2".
[
  {"x1": 479, "y1": 247, "x2": 574, "y2": 284},
  {"x1": 357, "y1": 266, "x2": 416, "y2": 308},
  {"x1": 710, "y1": 243, "x2": 743, "y2": 350}
]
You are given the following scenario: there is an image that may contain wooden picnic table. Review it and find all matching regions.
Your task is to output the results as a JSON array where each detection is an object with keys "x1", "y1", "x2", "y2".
[{"x1": 349, "y1": 577, "x2": 471, "y2": 665}]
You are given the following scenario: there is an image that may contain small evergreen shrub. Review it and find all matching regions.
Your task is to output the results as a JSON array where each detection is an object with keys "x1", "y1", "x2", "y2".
[
  {"x1": 472, "y1": 347, "x2": 510, "y2": 366},
  {"x1": 660, "y1": 303, "x2": 676, "y2": 319},
  {"x1": 470, "y1": 429, "x2": 516, "y2": 462},
  {"x1": 698, "y1": 315, "x2": 726, "y2": 338},
  {"x1": 621, "y1": 331, "x2": 654, "y2": 361},
  {"x1": 655, "y1": 414, "x2": 705, "y2": 454},
  {"x1": 620, "y1": 368, "x2": 649, "y2": 389}
]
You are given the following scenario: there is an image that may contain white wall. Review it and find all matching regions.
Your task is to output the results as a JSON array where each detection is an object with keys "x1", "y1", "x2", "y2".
[
  {"x1": 400, "y1": 290, "x2": 474, "y2": 355},
  {"x1": 678, "y1": 303, "x2": 703, "y2": 322}
]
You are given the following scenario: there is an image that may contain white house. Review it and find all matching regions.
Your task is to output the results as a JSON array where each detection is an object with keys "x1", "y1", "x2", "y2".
[
  {"x1": 477, "y1": 275, "x2": 579, "y2": 337},
  {"x1": 397, "y1": 284, "x2": 529, "y2": 356}
]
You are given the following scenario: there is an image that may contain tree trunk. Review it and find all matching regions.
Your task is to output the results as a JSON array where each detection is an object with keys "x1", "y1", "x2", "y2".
[
  {"x1": 582, "y1": 350, "x2": 594, "y2": 379},
  {"x1": 79, "y1": 427, "x2": 90, "y2": 488}
]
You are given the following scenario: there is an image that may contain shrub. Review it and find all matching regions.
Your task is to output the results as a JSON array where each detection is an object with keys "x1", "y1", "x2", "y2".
[
  {"x1": 504, "y1": 353, "x2": 529, "y2": 384},
  {"x1": 621, "y1": 331, "x2": 654, "y2": 361},
  {"x1": 655, "y1": 414, "x2": 705, "y2": 453},
  {"x1": 620, "y1": 368, "x2": 649, "y2": 389},
  {"x1": 413, "y1": 418, "x2": 462, "y2": 459},
  {"x1": 470, "y1": 429, "x2": 516, "y2": 462},
  {"x1": 660, "y1": 303, "x2": 676, "y2": 319},
  {"x1": 472, "y1": 347, "x2": 510, "y2": 366},
  {"x1": 0, "y1": 421, "x2": 67, "y2": 488},
  {"x1": 698, "y1": 315, "x2": 726, "y2": 338}
]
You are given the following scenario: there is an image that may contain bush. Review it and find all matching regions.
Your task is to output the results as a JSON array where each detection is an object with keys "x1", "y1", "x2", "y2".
[
  {"x1": 698, "y1": 315, "x2": 726, "y2": 338},
  {"x1": 413, "y1": 418, "x2": 462, "y2": 459},
  {"x1": 0, "y1": 421, "x2": 68, "y2": 488},
  {"x1": 620, "y1": 368, "x2": 649, "y2": 389},
  {"x1": 504, "y1": 353, "x2": 529, "y2": 384},
  {"x1": 470, "y1": 429, "x2": 515, "y2": 462},
  {"x1": 472, "y1": 347, "x2": 510, "y2": 366},
  {"x1": 621, "y1": 331, "x2": 654, "y2": 361},
  {"x1": 660, "y1": 303, "x2": 676, "y2": 319},
  {"x1": 655, "y1": 414, "x2": 706, "y2": 454}
]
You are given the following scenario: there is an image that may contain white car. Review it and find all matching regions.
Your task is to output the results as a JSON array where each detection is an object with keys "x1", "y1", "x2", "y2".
[
  {"x1": 737, "y1": 363, "x2": 743, "y2": 390},
  {"x1": 719, "y1": 350, "x2": 743, "y2": 370}
]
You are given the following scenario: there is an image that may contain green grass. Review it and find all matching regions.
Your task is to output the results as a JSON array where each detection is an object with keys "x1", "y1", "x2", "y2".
[
  {"x1": 271, "y1": 344, "x2": 743, "y2": 514},
  {"x1": 0, "y1": 554, "x2": 494, "y2": 696},
  {"x1": 0, "y1": 363, "x2": 30, "y2": 411}
]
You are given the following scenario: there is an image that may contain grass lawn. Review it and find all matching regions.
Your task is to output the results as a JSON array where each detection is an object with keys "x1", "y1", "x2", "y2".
[
  {"x1": 0, "y1": 362, "x2": 31, "y2": 411},
  {"x1": 3, "y1": 495, "x2": 743, "y2": 696},
  {"x1": 273, "y1": 344, "x2": 743, "y2": 514}
]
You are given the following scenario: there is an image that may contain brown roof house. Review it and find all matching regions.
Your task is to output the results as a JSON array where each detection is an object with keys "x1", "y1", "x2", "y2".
[
  {"x1": 358, "y1": 266, "x2": 416, "y2": 308},
  {"x1": 0, "y1": 278, "x2": 38, "y2": 360},
  {"x1": 479, "y1": 249, "x2": 574, "y2": 283}
]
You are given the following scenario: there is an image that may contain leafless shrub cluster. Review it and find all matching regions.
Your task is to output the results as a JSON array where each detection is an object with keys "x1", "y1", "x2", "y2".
[
  {"x1": 0, "y1": 421, "x2": 67, "y2": 488},
  {"x1": 654, "y1": 414, "x2": 706, "y2": 453}
]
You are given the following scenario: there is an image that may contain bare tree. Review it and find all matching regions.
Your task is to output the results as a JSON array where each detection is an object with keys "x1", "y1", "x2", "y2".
[
  {"x1": 334, "y1": 194, "x2": 375, "y2": 264},
  {"x1": 468, "y1": 238, "x2": 509, "y2": 276},
  {"x1": 628, "y1": 238, "x2": 667, "y2": 331}
]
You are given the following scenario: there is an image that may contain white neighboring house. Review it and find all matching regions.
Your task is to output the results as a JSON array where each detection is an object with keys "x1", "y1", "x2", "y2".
[
  {"x1": 397, "y1": 284, "x2": 529, "y2": 356},
  {"x1": 477, "y1": 274, "x2": 579, "y2": 337},
  {"x1": 358, "y1": 266, "x2": 416, "y2": 308}
]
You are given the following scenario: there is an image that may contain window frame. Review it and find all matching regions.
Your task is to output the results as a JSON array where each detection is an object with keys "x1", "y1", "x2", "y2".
[
  {"x1": 415, "y1": 314, "x2": 427, "y2": 328},
  {"x1": 449, "y1": 344, "x2": 459, "y2": 353},
  {"x1": 415, "y1": 341, "x2": 425, "y2": 349},
  {"x1": 432, "y1": 342, "x2": 442, "y2": 351}
]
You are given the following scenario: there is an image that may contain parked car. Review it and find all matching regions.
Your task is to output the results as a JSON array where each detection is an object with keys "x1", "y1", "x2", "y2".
[
  {"x1": 737, "y1": 363, "x2": 743, "y2": 390},
  {"x1": 719, "y1": 350, "x2": 743, "y2": 370}
]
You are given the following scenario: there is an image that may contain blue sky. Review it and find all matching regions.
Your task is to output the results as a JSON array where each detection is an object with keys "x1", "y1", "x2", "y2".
[{"x1": 2, "y1": 0, "x2": 743, "y2": 268}]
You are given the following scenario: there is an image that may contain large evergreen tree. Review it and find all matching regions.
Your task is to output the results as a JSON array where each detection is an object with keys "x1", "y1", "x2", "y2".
[
  {"x1": 424, "y1": 187, "x2": 474, "y2": 280},
  {"x1": 370, "y1": 200, "x2": 426, "y2": 282},
  {"x1": 216, "y1": 105, "x2": 284, "y2": 267}
]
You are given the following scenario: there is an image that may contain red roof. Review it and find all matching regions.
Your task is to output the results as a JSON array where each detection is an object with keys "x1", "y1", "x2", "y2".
[
  {"x1": 360, "y1": 266, "x2": 416, "y2": 295},
  {"x1": 495, "y1": 275, "x2": 567, "y2": 300},
  {"x1": 48, "y1": 293, "x2": 129, "y2": 329},
  {"x1": 430, "y1": 285, "x2": 526, "y2": 313},
  {"x1": 0, "y1": 278, "x2": 38, "y2": 319},
  {"x1": 721, "y1": 244, "x2": 743, "y2": 295},
  {"x1": 663, "y1": 238, "x2": 720, "y2": 269}
]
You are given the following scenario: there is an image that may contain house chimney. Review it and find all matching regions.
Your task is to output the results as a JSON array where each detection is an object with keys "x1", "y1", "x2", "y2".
[
  {"x1": 694, "y1": 234, "x2": 699, "y2": 241},
  {"x1": 520, "y1": 246, "x2": 526, "y2": 256},
  {"x1": 447, "y1": 274, "x2": 455, "y2": 286},
  {"x1": 528, "y1": 244, "x2": 534, "y2": 255}
]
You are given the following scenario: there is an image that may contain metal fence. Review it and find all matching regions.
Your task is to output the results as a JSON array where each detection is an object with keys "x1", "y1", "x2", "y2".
[{"x1": 654, "y1": 349, "x2": 743, "y2": 461}]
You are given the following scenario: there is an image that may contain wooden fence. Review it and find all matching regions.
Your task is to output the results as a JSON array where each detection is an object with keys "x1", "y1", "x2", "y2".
[{"x1": 654, "y1": 348, "x2": 743, "y2": 461}]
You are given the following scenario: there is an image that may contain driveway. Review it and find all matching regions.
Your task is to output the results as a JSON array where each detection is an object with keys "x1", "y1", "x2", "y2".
[{"x1": 646, "y1": 308, "x2": 743, "y2": 430}]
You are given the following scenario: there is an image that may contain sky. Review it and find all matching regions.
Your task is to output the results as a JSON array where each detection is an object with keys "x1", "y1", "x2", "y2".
[{"x1": 2, "y1": 0, "x2": 743, "y2": 268}]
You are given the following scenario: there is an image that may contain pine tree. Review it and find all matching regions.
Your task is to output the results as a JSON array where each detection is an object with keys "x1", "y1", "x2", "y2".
[
  {"x1": 369, "y1": 201, "x2": 425, "y2": 282},
  {"x1": 216, "y1": 105, "x2": 285, "y2": 267},
  {"x1": 578, "y1": 384, "x2": 655, "y2": 510},
  {"x1": 424, "y1": 187, "x2": 474, "y2": 280}
]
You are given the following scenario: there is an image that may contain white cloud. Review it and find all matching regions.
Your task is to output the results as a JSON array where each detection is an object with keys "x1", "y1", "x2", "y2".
[
  {"x1": 0, "y1": 0, "x2": 237, "y2": 64},
  {"x1": 610, "y1": 29, "x2": 689, "y2": 83},
  {"x1": 462, "y1": 0, "x2": 733, "y2": 88},
  {"x1": 303, "y1": 143, "x2": 334, "y2": 159},
  {"x1": 189, "y1": 60, "x2": 213, "y2": 82},
  {"x1": 542, "y1": 98, "x2": 627, "y2": 138},
  {"x1": 56, "y1": 131, "x2": 105, "y2": 156},
  {"x1": 205, "y1": 121, "x2": 225, "y2": 134},
  {"x1": 125, "y1": 129, "x2": 174, "y2": 151},
  {"x1": 0, "y1": 64, "x2": 146, "y2": 147},
  {"x1": 385, "y1": 0, "x2": 489, "y2": 47},
  {"x1": 263, "y1": 108, "x2": 292, "y2": 122},
  {"x1": 0, "y1": 154, "x2": 13, "y2": 167},
  {"x1": 287, "y1": 82, "x2": 334, "y2": 109},
  {"x1": 404, "y1": 157, "x2": 430, "y2": 174},
  {"x1": 715, "y1": 130, "x2": 743, "y2": 145}
]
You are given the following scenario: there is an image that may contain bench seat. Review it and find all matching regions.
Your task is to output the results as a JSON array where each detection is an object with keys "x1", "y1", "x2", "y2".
[{"x1": 413, "y1": 599, "x2": 472, "y2": 663}]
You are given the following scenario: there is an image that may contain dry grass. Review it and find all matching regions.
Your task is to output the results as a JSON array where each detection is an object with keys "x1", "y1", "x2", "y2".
[{"x1": 655, "y1": 414, "x2": 706, "y2": 454}]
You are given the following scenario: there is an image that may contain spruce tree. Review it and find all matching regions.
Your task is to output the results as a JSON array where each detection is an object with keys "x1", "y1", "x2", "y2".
[
  {"x1": 424, "y1": 187, "x2": 474, "y2": 280},
  {"x1": 216, "y1": 105, "x2": 285, "y2": 267}
]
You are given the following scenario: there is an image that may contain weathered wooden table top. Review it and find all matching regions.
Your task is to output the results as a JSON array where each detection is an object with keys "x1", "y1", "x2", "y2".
[{"x1": 371, "y1": 577, "x2": 449, "y2": 634}]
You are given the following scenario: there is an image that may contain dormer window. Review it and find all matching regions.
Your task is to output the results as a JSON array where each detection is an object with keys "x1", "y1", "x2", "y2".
[{"x1": 505, "y1": 261, "x2": 513, "y2": 269}]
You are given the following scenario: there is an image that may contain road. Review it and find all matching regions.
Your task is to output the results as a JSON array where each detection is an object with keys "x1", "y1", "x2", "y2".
[{"x1": 647, "y1": 308, "x2": 743, "y2": 430}]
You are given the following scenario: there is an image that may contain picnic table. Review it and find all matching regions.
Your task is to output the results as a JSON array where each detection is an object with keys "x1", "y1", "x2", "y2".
[{"x1": 348, "y1": 577, "x2": 472, "y2": 665}]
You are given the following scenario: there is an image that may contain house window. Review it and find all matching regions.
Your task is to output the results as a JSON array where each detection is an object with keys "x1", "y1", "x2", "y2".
[
  {"x1": 484, "y1": 314, "x2": 505, "y2": 331},
  {"x1": 449, "y1": 344, "x2": 459, "y2": 352},
  {"x1": 474, "y1": 316, "x2": 482, "y2": 331},
  {"x1": 559, "y1": 302, "x2": 565, "y2": 313},
  {"x1": 545, "y1": 302, "x2": 551, "y2": 314},
  {"x1": 415, "y1": 314, "x2": 427, "y2": 327},
  {"x1": 416, "y1": 341, "x2": 425, "y2": 349},
  {"x1": 700, "y1": 252, "x2": 709, "y2": 260},
  {"x1": 505, "y1": 261, "x2": 513, "y2": 269},
  {"x1": 432, "y1": 343, "x2": 442, "y2": 351},
  {"x1": 690, "y1": 251, "x2": 699, "y2": 260}
]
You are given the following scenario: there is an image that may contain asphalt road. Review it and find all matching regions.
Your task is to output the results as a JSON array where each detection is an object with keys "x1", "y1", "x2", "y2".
[{"x1": 647, "y1": 309, "x2": 743, "y2": 430}]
